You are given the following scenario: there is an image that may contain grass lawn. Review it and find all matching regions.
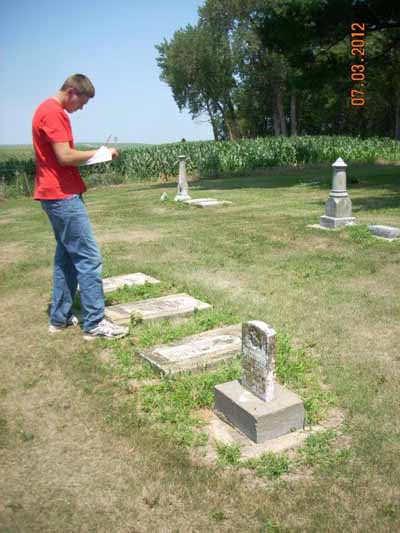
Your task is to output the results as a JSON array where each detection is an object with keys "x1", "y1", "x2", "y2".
[{"x1": 0, "y1": 163, "x2": 399, "y2": 531}]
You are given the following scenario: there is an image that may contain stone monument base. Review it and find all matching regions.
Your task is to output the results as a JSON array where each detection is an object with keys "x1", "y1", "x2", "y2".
[
  {"x1": 214, "y1": 380, "x2": 304, "y2": 443},
  {"x1": 320, "y1": 215, "x2": 356, "y2": 229}
]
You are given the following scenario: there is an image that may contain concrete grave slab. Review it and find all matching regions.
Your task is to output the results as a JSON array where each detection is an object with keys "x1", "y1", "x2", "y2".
[
  {"x1": 183, "y1": 198, "x2": 233, "y2": 208},
  {"x1": 204, "y1": 410, "x2": 322, "y2": 459},
  {"x1": 139, "y1": 324, "x2": 241, "y2": 375},
  {"x1": 368, "y1": 224, "x2": 400, "y2": 241},
  {"x1": 105, "y1": 293, "x2": 211, "y2": 326},
  {"x1": 102, "y1": 272, "x2": 160, "y2": 293},
  {"x1": 214, "y1": 381, "x2": 304, "y2": 443}
]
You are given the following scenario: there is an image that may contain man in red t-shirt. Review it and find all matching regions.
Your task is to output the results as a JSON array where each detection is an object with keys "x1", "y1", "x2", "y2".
[{"x1": 32, "y1": 74, "x2": 128, "y2": 340}]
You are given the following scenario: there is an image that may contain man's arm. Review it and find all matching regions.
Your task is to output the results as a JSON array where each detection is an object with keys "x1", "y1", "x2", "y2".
[{"x1": 52, "y1": 142, "x2": 118, "y2": 166}]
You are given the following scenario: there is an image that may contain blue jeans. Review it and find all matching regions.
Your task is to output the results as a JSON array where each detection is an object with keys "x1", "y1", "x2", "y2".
[{"x1": 41, "y1": 194, "x2": 104, "y2": 332}]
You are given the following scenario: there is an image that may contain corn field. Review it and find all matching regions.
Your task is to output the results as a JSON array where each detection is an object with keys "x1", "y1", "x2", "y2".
[{"x1": 1, "y1": 136, "x2": 399, "y2": 197}]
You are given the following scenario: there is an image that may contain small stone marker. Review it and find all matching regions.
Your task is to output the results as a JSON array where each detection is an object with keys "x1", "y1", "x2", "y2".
[
  {"x1": 174, "y1": 155, "x2": 191, "y2": 202},
  {"x1": 214, "y1": 320, "x2": 304, "y2": 443},
  {"x1": 105, "y1": 293, "x2": 211, "y2": 326},
  {"x1": 319, "y1": 158, "x2": 356, "y2": 228},
  {"x1": 368, "y1": 224, "x2": 400, "y2": 240},
  {"x1": 102, "y1": 273, "x2": 160, "y2": 294},
  {"x1": 139, "y1": 324, "x2": 241, "y2": 375},
  {"x1": 183, "y1": 198, "x2": 233, "y2": 208}
]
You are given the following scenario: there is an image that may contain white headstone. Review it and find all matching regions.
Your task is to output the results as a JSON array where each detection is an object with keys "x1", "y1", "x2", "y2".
[{"x1": 174, "y1": 155, "x2": 191, "y2": 202}]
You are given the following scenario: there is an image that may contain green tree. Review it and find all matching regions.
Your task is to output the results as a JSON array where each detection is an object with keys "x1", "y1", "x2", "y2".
[
  {"x1": 156, "y1": 22, "x2": 241, "y2": 140},
  {"x1": 156, "y1": 0, "x2": 400, "y2": 139}
]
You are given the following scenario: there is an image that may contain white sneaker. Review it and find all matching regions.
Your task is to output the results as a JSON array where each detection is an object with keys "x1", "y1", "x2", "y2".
[
  {"x1": 48, "y1": 315, "x2": 79, "y2": 334},
  {"x1": 83, "y1": 318, "x2": 128, "y2": 341}
]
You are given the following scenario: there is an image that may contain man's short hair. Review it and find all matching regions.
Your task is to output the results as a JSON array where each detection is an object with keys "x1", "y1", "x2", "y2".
[{"x1": 60, "y1": 74, "x2": 95, "y2": 97}]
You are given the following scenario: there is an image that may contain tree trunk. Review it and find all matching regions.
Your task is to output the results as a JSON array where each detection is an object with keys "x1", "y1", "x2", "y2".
[
  {"x1": 206, "y1": 101, "x2": 220, "y2": 141},
  {"x1": 290, "y1": 93, "x2": 298, "y2": 137},
  {"x1": 277, "y1": 89, "x2": 287, "y2": 137},
  {"x1": 272, "y1": 85, "x2": 281, "y2": 136},
  {"x1": 224, "y1": 99, "x2": 242, "y2": 141},
  {"x1": 225, "y1": 116, "x2": 241, "y2": 140},
  {"x1": 395, "y1": 94, "x2": 400, "y2": 140},
  {"x1": 273, "y1": 83, "x2": 287, "y2": 136}
]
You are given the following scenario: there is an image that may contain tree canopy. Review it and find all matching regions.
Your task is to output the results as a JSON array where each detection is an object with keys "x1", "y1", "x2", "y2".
[{"x1": 156, "y1": 0, "x2": 400, "y2": 140}]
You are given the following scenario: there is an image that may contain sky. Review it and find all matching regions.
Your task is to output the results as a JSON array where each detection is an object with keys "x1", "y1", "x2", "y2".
[{"x1": 0, "y1": 0, "x2": 213, "y2": 145}]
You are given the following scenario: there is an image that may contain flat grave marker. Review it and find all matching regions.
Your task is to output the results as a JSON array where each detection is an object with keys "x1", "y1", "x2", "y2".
[
  {"x1": 105, "y1": 293, "x2": 211, "y2": 326},
  {"x1": 139, "y1": 324, "x2": 241, "y2": 375},
  {"x1": 102, "y1": 272, "x2": 160, "y2": 293},
  {"x1": 183, "y1": 198, "x2": 233, "y2": 208},
  {"x1": 368, "y1": 224, "x2": 400, "y2": 241}
]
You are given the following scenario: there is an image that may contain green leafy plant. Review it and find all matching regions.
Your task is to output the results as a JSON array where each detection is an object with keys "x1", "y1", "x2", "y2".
[
  {"x1": 244, "y1": 452, "x2": 291, "y2": 479},
  {"x1": 215, "y1": 442, "x2": 242, "y2": 466}
]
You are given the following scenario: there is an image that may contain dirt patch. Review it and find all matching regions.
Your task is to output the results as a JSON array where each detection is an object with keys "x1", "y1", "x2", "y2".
[
  {"x1": 0, "y1": 369, "x2": 155, "y2": 531},
  {"x1": 0, "y1": 242, "x2": 30, "y2": 265},
  {"x1": 343, "y1": 263, "x2": 400, "y2": 300},
  {"x1": 0, "y1": 207, "x2": 35, "y2": 219},
  {"x1": 187, "y1": 268, "x2": 251, "y2": 293},
  {"x1": 127, "y1": 378, "x2": 161, "y2": 393}
]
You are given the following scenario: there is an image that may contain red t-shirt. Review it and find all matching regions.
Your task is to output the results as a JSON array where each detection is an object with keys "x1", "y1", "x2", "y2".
[{"x1": 32, "y1": 98, "x2": 87, "y2": 199}]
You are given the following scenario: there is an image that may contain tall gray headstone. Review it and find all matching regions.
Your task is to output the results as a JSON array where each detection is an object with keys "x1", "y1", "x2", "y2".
[
  {"x1": 241, "y1": 321, "x2": 276, "y2": 402},
  {"x1": 175, "y1": 155, "x2": 191, "y2": 202},
  {"x1": 320, "y1": 158, "x2": 356, "y2": 228}
]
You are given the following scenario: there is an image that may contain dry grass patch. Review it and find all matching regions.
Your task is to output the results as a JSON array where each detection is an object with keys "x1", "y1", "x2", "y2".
[
  {"x1": 95, "y1": 227, "x2": 164, "y2": 245},
  {"x1": 187, "y1": 268, "x2": 252, "y2": 293},
  {"x1": 0, "y1": 242, "x2": 29, "y2": 265}
]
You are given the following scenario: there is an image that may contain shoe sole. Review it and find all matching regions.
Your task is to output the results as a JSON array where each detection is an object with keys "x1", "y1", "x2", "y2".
[{"x1": 83, "y1": 332, "x2": 128, "y2": 341}]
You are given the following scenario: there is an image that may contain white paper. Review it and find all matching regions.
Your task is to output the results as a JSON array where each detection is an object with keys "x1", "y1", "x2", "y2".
[{"x1": 83, "y1": 145, "x2": 112, "y2": 166}]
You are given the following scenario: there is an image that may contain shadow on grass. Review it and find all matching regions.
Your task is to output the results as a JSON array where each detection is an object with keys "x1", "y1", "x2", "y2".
[
  {"x1": 126, "y1": 164, "x2": 400, "y2": 194},
  {"x1": 351, "y1": 194, "x2": 400, "y2": 212},
  {"x1": 309, "y1": 192, "x2": 400, "y2": 213}
]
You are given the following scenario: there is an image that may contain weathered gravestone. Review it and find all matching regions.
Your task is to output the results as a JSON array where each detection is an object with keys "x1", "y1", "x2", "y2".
[
  {"x1": 78, "y1": 272, "x2": 160, "y2": 295},
  {"x1": 320, "y1": 158, "x2": 356, "y2": 228},
  {"x1": 139, "y1": 324, "x2": 241, "y2": 375},
  {"x1": 241, "y1": 321, "x2": 276, "y2": 402},
  {"x1": 105, "y1": 293, "x2": 211, "y2": 326},
  {"x1": 174, "y1": 155, "x2": 191, "y2": 202},
  {"x1": 183, "y1": 198, "x2": 233, "y2": 208},
  {"x1": 214, "y1": 321, "x2": 304, "y2": 443},
  {"x1": 102, "y1": 273, "x2": 160, "y2": 293},
  {"x1": 368, "y1": 224, "x2": 400, "y2": 241},
  {"x1": 173, "y1": 154, "x2": 232, "y2": 207}
]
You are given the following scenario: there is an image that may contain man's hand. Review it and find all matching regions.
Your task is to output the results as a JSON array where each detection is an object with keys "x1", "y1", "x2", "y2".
[
  {"x1": 109, "y1": 147, "x2": 119, "y2": 160},
  {"x1": 53, "y1": 142, "x2": 98, "y2": 167}
]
